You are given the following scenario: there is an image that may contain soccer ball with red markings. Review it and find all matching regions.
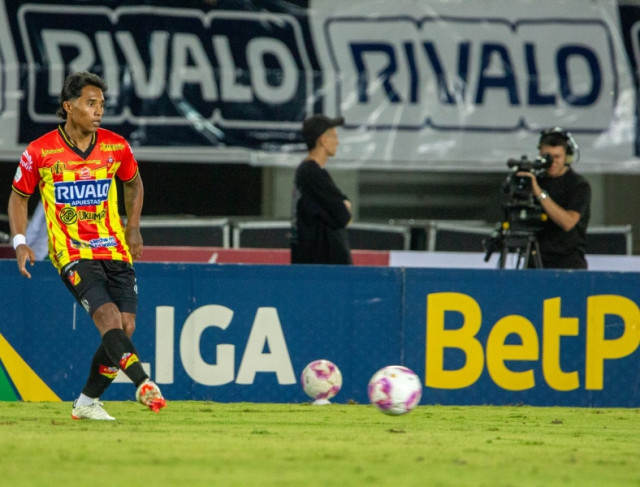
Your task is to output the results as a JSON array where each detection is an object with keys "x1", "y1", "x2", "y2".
[
  {"x1": 368, "y1": 365, "x2": 422, "y2": 415},
  {"x1": 301, "y1": 359, "x2": 342, "y2": 404}
]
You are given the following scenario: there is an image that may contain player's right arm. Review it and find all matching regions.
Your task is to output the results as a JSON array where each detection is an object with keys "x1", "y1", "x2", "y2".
[
  {"x1": 9, "y1": 145, "x2": 41, "y2": 277},
  {"x1": 8, "y1": 188, "x2": 36, "y2": 279}
]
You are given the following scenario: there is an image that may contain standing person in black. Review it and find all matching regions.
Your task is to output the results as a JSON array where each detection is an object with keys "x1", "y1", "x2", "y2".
[
  {"x1": 517, "y1": 127, "x2": 591, "y2": 269},
  {"x1": 290, "y1": 114, "x2": 353, "y2": 264}
]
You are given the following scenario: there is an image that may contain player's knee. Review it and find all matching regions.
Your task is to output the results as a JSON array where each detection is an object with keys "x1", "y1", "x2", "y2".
[
  {"x1": 92, "y1": 302, "x2": 123, "y2": 334},
  {"x1": 122, "y1": 314, "x2": 136, "y2": 337}
]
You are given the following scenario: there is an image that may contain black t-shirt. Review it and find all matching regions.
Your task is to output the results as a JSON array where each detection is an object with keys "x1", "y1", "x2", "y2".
[
  {"x1": 537, "y1": 167, "x2": 591, "y2": 268},
  {"x1": 290, "y1": 159, "x2": 352, "y2": 264}
]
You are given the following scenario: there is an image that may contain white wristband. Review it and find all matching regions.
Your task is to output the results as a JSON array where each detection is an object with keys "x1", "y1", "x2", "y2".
[{"x1": 12, "y1": 234, "x2": 26, "y2": 250}]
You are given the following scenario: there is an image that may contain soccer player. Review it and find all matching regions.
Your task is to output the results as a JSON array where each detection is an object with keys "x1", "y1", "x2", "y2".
[{"x1": 7, "y1": 71, "x2": 166, "y2": 420}]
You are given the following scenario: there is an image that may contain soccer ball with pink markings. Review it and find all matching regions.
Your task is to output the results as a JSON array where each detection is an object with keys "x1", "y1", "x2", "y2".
[
  {"x1": 301, "y1": 359, "x2": 342, "y2": 404},
  {"x1": 368, "y1": 365, "x2": 422, "y2": 415}
]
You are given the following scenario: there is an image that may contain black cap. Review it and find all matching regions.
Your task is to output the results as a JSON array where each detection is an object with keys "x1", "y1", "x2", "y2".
[{"x1": 302, "y1": 114, "x2": 345, "y2": 148}]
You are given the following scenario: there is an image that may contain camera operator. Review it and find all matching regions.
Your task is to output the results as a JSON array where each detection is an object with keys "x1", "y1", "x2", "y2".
[{"x1": 516, "y1": 128, "x2": 591, "y2": 269}]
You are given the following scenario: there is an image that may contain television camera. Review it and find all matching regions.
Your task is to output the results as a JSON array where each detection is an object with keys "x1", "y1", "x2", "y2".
[
  {"x1": 502, "y1": 154, "x2": 551, "y2": 230},
  {"x1": 483, "y1": 154, "x2": 552, "y2": 268}
]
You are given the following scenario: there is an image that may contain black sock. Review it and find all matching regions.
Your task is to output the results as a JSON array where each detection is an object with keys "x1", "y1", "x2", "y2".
[
  {"x1": 101, "y1": 329, "x2": 149, "y2": 387},
  {"x1": 80, "y1": 344, "x2": 118, "y2": 398}
]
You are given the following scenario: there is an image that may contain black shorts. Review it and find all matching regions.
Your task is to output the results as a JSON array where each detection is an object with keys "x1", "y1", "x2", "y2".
[{"x1": 60, "y1": 259, "x2": 138, "y2": 316}]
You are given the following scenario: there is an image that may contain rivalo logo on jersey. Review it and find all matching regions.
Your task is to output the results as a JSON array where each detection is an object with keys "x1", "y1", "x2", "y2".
[
  {"x1": 0, "y1": 332, "x2": 60, "y2": 401},
  {"x1": 54, "y1": 180, "x2": 111, "y2": 206}
]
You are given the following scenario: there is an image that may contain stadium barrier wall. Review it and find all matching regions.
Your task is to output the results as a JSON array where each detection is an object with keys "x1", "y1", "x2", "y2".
[{"x1": 0, "y1": 260, "x2": 638, "y2": 407}]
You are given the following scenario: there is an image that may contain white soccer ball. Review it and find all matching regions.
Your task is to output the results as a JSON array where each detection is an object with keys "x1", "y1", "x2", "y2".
[
  {"x1": 301, "y1": 359, "x2": 342, "y2": 403},
  {"x1": 368, "y1": 365, "x2": 422, "y2": 415}
]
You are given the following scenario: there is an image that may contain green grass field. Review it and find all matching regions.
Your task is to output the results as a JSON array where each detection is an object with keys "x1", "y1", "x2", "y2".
[{"x1": 0, "y1": 401, "x2": 638, "y2": 486}]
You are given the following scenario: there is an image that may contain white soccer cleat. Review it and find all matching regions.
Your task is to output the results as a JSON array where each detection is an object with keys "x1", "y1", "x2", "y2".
[
  {"x1": 71, "y1": 399, "x2": 115, "y2": 421},
  {"x1": 135, "y1": 379, "x2": 166, "y2": 413}
]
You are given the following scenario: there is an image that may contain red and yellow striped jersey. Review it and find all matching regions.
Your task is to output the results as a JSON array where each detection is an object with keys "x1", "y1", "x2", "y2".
[{"x1": 12, "y1": 126, "x2": 139, "y2": 272}]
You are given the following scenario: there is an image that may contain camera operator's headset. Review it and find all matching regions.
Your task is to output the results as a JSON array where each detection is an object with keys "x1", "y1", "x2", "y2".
[{"x1": 538, "y1": 127, "x2": 580, "y2": 165}]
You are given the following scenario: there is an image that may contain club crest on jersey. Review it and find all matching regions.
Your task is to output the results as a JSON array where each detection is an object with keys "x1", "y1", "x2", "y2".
[
  {"x1": 107, "y1": 160, "x2": 120, "y2": 175},
  {"x1": 67, "y1": 269, "x2": 81, "y2": 286}
]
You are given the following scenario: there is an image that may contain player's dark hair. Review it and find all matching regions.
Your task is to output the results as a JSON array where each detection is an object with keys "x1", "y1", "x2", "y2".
[{"x1": 56, "y1": 72, "x2": 107, "y2": 120}]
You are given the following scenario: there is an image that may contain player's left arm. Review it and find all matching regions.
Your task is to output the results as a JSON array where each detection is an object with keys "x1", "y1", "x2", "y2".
[{"x1": 123, "y1": 172, "x2": 144, "y2": 260}]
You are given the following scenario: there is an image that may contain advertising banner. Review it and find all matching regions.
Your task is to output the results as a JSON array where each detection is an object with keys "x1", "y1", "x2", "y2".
[
  {"x1": 0, "y1": 262, "x2": 404, "y2": 404},
  {"x1": 0, "y1": 0, "x2": 639, "y2": 172},
  {"x1": 403, "y1": 268, "x2": 640, "y2": 407},
  {"x1": 308, "y1": 0, "x2": 636, "y2": 171},
  {"x1": 0, "y1": 260, "x2": 638, "y2": 407}
]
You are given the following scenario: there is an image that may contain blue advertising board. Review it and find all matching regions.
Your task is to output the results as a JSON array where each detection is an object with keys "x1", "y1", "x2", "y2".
[
  {"x1": 0, "y1": 261, "x2": 638, "y2": 406},
  {"x1": 403, "y1": 268, "x2": 640, "y2": 407},
  {"x1": 0, "y1": 261, "x2": 404, "y2": 404}
]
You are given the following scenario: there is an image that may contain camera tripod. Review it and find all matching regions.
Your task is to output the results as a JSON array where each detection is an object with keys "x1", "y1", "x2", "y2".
[
  {"x1": 496, "y1": 229, "x2": 543, "y2": 269},
  {"x1": 484, "y1": 198, "x2": 547, "y2": 269}
]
